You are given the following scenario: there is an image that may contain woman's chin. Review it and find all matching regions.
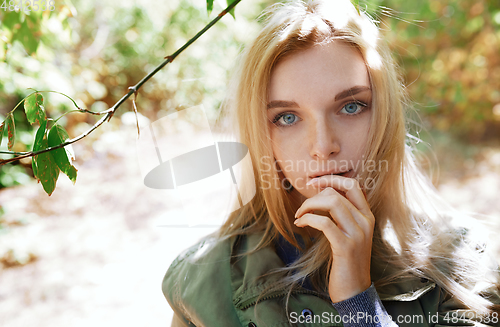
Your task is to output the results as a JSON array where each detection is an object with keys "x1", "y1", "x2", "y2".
[{"x1": 293, "y1": 187, "x2": 320, "y2": 199}]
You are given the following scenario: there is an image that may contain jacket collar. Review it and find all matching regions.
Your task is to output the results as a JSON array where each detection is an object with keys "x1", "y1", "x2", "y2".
[{"x1": 229, "y1": 232, "x2": 436, "y2": 308}]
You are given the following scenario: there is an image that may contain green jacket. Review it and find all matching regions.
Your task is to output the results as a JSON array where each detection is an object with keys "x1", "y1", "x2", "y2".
[{"x1": 162, "y1": 232, "x2": 500, "y2": 327}]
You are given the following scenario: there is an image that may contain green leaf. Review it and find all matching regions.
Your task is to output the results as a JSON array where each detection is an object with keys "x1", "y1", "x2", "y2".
[
  {"x1": 47, "y1": 124, "x2": 77, "y2": 183},
  {"x1": 32, "y1": 120, "x2": 47, "y2": 152},
  {"x1": 0, "y1": 120, "x2": 4, "y2": 147},
  {"x1": 66, "y1": 165, "x2": 78, "y2": 184},
  {"x1": 226, "y1": 0, "x2": 236, "y2": 19},
  {"x1": 24, "y1": 92, "x2": 46, "y2": 125},
  {"x1": 47, "y1": 124, "x2": 73, "y2": 173},
  {"x1": 2, "y1": 10, "x2": 21, "y2": 31},
  {"x1": 352, "y1": 0, "x2": 360, "y2": 15},
  {"x1": 36, "y1": 149, "x2": 60, "y2": 196},
  {"x1": 206, "y1": 0, "x2": 213, "y2": 15},
  {"x1": 32, "y1": 121, "x2": 59, "y2": 196},
  {"x1": 32, "y1": 120, "x2": 47, "y2": 180},
  {"x1": 0, "y1": 38, "x2": 6, "y2": 62},
  {"x1": 14, "y1": 19, "x2": 39, "y2": 55},
  {"x1": 6, "y1": 113, "x2": 15, "y2": 151}
]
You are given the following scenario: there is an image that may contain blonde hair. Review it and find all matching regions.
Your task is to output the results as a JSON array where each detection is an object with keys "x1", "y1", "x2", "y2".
[{"x1": 214, "y1": 0, "x2": 499, "y2": 314}]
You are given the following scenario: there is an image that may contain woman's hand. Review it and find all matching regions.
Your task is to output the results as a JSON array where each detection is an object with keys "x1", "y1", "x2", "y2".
[{"x1": 294, "y1": 176, "x2": 375, "y2": 303}]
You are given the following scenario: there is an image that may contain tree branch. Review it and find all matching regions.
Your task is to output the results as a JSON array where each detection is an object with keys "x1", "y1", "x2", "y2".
[{"x1": 0, "y1": 0, "x2": 242, "y2": 166}]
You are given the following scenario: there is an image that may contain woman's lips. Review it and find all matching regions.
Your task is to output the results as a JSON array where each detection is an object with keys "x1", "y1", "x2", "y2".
[{"x1": 310, "y1": 169, "x2": 352, "y2": 179}]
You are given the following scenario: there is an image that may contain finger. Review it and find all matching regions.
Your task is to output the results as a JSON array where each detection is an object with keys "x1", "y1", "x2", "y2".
[
  {"x1": 304, "y1": 180, "x2": 374, "y2": 233},
  {"x1": 294, "y1": 213, "x2": 345, "y2": 248},
  {"x1": 295, "y1": 188, "x2": 361, "y2": 235},
  {"x1": 308, "y1": 175, "x2": 371, "y2": 217},
  {"x1": 297, "y1": 186, "x2": 365, "y2": 227},
  {"x1": 296, "y1": 187, "x2": 358, "y2": 218}
]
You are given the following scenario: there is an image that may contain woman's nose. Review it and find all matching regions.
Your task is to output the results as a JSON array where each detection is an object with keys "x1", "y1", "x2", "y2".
[{"x1": 309, "y1": 119, "x2": 340, "y2": 160}]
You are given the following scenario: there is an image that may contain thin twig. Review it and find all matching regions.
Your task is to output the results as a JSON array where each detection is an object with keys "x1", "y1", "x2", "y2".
[
  {"x1": 129, "y1": 86, "x2": 140, "y2": 138},
  {"x1": 0, "y1": 0, "x2": 242, "y2": 166}
]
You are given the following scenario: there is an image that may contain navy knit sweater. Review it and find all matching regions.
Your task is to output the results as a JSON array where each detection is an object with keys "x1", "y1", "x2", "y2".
[{"x1": 275, "y1": 234, "x2": 398, "y2": 327}]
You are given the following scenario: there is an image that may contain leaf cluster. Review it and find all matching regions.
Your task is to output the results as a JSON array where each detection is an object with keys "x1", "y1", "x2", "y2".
[{"x1": 1, "y1": 92, "x2": 77, "y2": 195}]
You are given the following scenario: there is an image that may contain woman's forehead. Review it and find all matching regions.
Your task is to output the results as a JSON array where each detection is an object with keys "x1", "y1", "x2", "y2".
[{"x1": 268, "y1": 42, "x2": 370, "y2": 101}]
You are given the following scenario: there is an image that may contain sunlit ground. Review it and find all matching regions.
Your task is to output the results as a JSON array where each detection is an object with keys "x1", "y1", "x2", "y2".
[{"x1": 0, "y1": 120, "x2": 225, "y2": 327}]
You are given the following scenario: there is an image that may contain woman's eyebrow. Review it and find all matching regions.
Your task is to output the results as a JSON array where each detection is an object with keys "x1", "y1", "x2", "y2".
[
  {"x1": 335, "y1": 85, "x2": 371, "y2": 101},
  {"x1": 266, "y1": 86, "x2": 371, "y2": 110},
  {"x1": 267, "y1": 100, "x2": 299, "y2": 110}
]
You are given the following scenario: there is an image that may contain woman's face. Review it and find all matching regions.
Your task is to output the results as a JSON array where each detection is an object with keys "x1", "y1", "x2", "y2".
[{"x1": 267, "y1": 41, "x2": 372, "y2": 200}]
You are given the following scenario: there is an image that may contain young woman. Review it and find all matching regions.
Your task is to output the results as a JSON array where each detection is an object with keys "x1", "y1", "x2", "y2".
[{"x1": 162, "y1": 0, "x2": 500, "y2": 326}]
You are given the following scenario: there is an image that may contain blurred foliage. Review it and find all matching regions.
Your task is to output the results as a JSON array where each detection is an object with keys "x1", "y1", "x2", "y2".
[
  {"x1": 0, "y1": 0, "x2": 499, "y2": 192},
  {"x1": 373, "y1": 0, "x2": 500, "y2": 142}
]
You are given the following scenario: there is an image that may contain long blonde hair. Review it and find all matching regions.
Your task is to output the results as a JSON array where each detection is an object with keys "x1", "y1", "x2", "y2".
[{"x1": 214, "y1": 0, "x2": 499, "y2": 313}]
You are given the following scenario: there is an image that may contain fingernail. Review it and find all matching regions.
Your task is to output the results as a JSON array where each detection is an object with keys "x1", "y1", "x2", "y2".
[
  {"x1": 306, "y1": 178, "x2": 319, "y2": 186},
  {"x1": 294, "y1": 218, "x2": 300, "y2": 225}
]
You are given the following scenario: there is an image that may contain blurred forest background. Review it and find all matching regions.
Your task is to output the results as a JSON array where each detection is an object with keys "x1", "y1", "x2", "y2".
[{"x1": 0, "y1": 0, "x2": 499, "y2": 326}]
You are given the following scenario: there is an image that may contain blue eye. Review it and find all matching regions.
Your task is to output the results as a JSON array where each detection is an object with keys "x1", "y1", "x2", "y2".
[
  {"x1": 273, "y1": 113, "x2": 299, "y2": 127},
  {"x1": 340, "y1": 102, "x2": 366, "y2": 115}
]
